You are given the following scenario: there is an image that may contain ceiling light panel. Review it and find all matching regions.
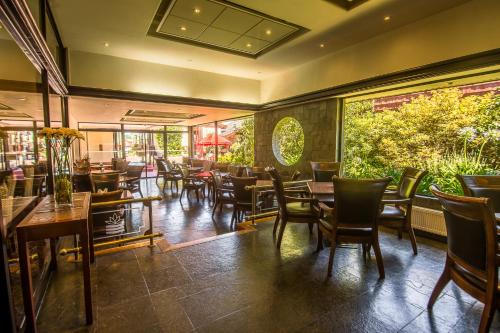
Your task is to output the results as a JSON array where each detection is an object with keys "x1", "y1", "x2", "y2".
[
  {"x1": 126, "y1": 109, "x2": 205, "y2": 119},
  {"x1": 323, "y1": 0, "x2": 370, "y2": 11},
  {"x1": 149, "y1": 0, "x2": 308, "y2": 58},
  {"x1": 121, "y1": 117, "x2": 183, "y2": 124}
]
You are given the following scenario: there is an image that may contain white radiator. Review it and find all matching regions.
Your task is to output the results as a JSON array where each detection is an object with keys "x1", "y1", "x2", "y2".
[{"x1": 411, "y1": 206, "x2": 447, "y2": 236}]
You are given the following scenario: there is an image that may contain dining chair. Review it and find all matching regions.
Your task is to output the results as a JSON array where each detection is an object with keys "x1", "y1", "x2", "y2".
[
  {"x1": 210, "y1": 170, "x2": 234, "y2": 219},
  {"x1": 230, "y1": 176, "x2": 261, "y2": 228},
  {"x1": 379, "y1": 167, "x2": 428, "y2": 254},
  {"x1": 122, "y1": 164, "x2": 145, "y2": 197},
  {"x1": 457, "y1": 174, "x2": 500, "y2": 212},
  {"x1": 428, "y1": 185, "x2": 498, "y2": 333},
  {"x1": 318, "y1": 176, "x2": 392, "y2": 278},
  {"x1": 73, "y1": 173, "x2": 93, "y2": 192},
  {"x1": 160, "y1": 160, "x2": 182, "y2": 192},
  {"x1": 179, "y1": 166, "x2": 205, "y2": 202},
  {"x1": 155, "y1": 157, "x2": 166, "y2": 185},
  {"x1": 91, "y1": 172, "x2": 121, "y2": 192},
  {"x1": 266, "y1": 167, "x2": 321, "y2": 250},
  {"x1": 310, "y1": 161, "x2": 341, "y2": 181}
]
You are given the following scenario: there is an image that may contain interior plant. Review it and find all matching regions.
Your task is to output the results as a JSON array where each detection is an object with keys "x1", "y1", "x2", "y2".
[{"x1": 38, "y1": 127, "x2": 84, "y2": 207}]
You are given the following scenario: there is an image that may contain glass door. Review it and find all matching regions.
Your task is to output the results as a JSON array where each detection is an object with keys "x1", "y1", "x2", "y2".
[{"x1": 124, "y1": 132, "x2": 163, "y2": 177}]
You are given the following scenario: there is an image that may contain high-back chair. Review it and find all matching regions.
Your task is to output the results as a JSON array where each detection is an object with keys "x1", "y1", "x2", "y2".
[
  {"x1": 155, "y1": 157, "x2": 166, "y2": 184},
  {"x1": 230, "y1": 176, "x2": 260, "y2": 228},
  {"x1": 91, "y1": 172, "x2": 120, "y2": 192},
  {"x1": 123, "y1": 164, "x2": 145, "y2": 197},
  {"x1": 318, "y1": 177, "x2": 391, "y2": 278},
  {"x1": 91, "y1": 190, "x2": 127, "y2": 237},
  {"x1": 112, "y1": 157, "x2": 129, "y2": 173},
  {"x1": 266, "y1": 167, "x2": 321, "y2": 250},
  {"x1": 457, "y1": 174, "x2": 500, "y2": 212},
  {"x1": 159, "y1": 160, "x2": 181, "y2": 192},
  {"x1": 428, "y1": 185, "x2": 498, "y2": 333},
  {"x1": 228, "y1": 165, "x2": 243, "y2": 177},
  {"x1": 210, "y1": 170, "x2": 234, "y2": 219},
  {"x1": 310, "y1": 161, "x2": 341, "y2": 181},
  {"x1": 179, "y1": 166, "x2": 205, "y2": 202},
  {"x1": 379, "y1": 167, "x2": 428, "y2": 254},
  {"x1": 72, "y1": 173, "x2": 93, "y2": 192}
]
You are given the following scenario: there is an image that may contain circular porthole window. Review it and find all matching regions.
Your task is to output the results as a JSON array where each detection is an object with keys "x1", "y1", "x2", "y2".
[{"x1": 272, "y1": 117, "x2": 304, "y2": 166}]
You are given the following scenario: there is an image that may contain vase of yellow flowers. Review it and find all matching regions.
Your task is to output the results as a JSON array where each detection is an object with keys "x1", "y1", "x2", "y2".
[{"x1": 38, "y1": 127, "x2": 84, "y2": 207}]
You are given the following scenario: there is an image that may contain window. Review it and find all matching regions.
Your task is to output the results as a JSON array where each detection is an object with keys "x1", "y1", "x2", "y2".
[
  {"x1": 272, "y1": 117, "x2": 304, "y2": 166},
  {"x1": 343, "y1": 80, "x2": 500, "y2": 195},
  {"x1": 217, "y1": 117, "x2": 254, "y2": 166},
  {"x1": 193, "y1": 123, "x2": 216, "y2": 161}
]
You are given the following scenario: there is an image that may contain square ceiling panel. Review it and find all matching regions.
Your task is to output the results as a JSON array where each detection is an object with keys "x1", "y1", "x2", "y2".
[
  {"x1": 148, "y1": 0, "x2": 308, "y2": 58},
  {"x1": 323, "y1": 0, "x2": 370, "y2": 11}
]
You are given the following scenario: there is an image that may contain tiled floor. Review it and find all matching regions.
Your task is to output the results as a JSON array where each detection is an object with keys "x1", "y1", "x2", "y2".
[
  {"x1": 37, "y1": 220, "x2": 500, "y2": 332},
  {"x1": 136, "y1": 178, "x2": 236, "y2": 244}
]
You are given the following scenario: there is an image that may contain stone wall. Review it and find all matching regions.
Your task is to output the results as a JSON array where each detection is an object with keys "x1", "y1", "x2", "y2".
[{"x1": 254, "y1": 99, "x2": 339, "y2": 178}]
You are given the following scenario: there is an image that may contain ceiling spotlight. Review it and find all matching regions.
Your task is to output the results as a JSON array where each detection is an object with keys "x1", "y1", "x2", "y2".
[
  {"x1": 319, "y1": 43, "x2": 325, "y2": 48},
  {"x1": 104, "y1": 42, "x2": 109, "y2": 47},
  {"x1": 194, "y1": 8, "x2": 201, "y2": 14},
  {"x1": 0, "y1": 25, "x2": 3, "y2": 29},
  {"x1": 18, "y1": 97, "x2": 27, "y2": 101},
  {"x1": 246, "y1": 43, "x2": 252, "y2": 48},
  {"x1": 384, "y1": 16, "x2": 391, "y2": 21},
  {"x1": 180, "y1": 26, "x2": 187, "y2": 31},
  {"x1": 265, "y1": 29, "x2": 272, "y2": 35}
]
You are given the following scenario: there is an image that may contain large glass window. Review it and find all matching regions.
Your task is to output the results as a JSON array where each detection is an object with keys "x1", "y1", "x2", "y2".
[
  {"x1": 193, "y1": 123, "x2": 216, "y2": 161},
  {"x1": 343, "y1": 80, "x2": 500, "y2": 195},
  {"x1": 217, "y1": 117, "x2": 254, "y2": 165},
  {"x1": 80, "y1": 131, "x2": 121, "y2": 163}
]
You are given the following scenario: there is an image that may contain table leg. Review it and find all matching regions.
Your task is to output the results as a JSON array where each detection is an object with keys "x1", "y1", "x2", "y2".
[
  {"x1": 87, "y1": 214, "x2": 95, "y2": 264},
  {"x1": 80, "y1": 225, "x2": 93, "y2": 325},
  {"x1": 49, "y1": 238, "x2": 58, "y2": 271},
  {"x1": 17, "y1": 232, "x2": 37, "y2": 333}
]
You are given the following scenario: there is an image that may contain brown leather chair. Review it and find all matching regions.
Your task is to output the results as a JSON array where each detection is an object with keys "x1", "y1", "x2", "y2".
[
  {"x1": 160, "y1": 160, "x2": 181, "y2": 192},
  {"x1": 428, "y1": 185, "x2": 498, "y2": 333},
  {"x1": 73, "y1": 173, "x2": 93, "y2": 192},
  {"x1": 318, "y1": 177, "x2": 392, "y2": 278},
  {"x1": 211, "y1": 170, "x2": 234, "y2": 219},
  {"x1": 230, "y1": 176, "x2": 262, "y2": 228},
  {"x1": 91, "y1": 190, "x2": 127, "y2": 237},
  {"x1": 112, "y1": 157, "x2": 129, "y2": 173},
  {"x1": 379, "y1": 167, "x2": 428, "y2": 254},
  {"x1": 457, "y1": 175, "x2": 500, "y2": 212},
  {"x1": 123, "y1": 164, "x2": 145, "y2": 197},
  {"x1": 310, "y1": 161, "x2": 341, "y2": 181},
  {"x1": 91, "y1": 172, "x2": 120, "y2": 192},
  {"x1": 266, "y1": 167, "x2": 321, "y2": 250},
  {"x1": 155, "y1": 157, "x2": 166, "y2": 184}
]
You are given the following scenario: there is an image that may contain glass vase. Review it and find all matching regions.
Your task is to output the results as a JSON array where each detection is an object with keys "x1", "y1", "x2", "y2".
[{"x1": 53, "y1": 141, "x2": 73, "y2": 207}]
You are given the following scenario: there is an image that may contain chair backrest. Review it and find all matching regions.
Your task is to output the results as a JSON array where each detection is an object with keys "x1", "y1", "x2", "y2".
[
  {"x1": 126, "y1": 164, "x2": 145, "y2": 178},
  {"x1": 34, "y1": 161, "x2": 48, "y2": 175},
  {"x1": 431, "y1": 185, "x2": 497, "y2": 278},
  {"x1": 291, "y1": 170, "x2": 301, "y2": 181},
  {"x1": 231, "y1": 176, "x2": 257, "y2": 204},
  {"x1": 112, "y1": 158, "x2": 128, "y2": 172},
  {"x1": 332, "y1": 177, "x2": 391, "y2": 228},
  {"x1": 20, "y1": 165, "x2": 35, "y2": 178},
  {"x1": 213, "y1": 163, "x2": 229, "y2": 172},
  {"x1": 202, "y1": 160, "x2": 213, "y2": 171},
  {"x1": 180, "y1": 166, "x2": 190, "y2": 178},
  {"x1": 165, "y1": 160, "x2": 175, "y2": 171},
  {"x1": 91, "y1": 190, "x2": 126, "y2": 237},
  {"x1": 13, "y1": 177, "x2": 45, "y2": 197},
  {"x1": 244, "y1": 167, "x2": 253, "y2": 177},
  {"x1": 91, "y1": 172, "x2": 120, "y2": 192},
  {"x1": 397, "y1": 167, "x2": 428, "y2": 199},
  {"x1": 210, "y1": 170, "x2": 224, "y2": 189},
  {"x1": 156, "y1": 158, "x2": 166, "y2": 172},
  {"x1": 468, "y1": 187, "x2": 500, "y2": 213},
  {"x1": 310, "y1": 161, "x2": 341, "y2": 181},
  {"x1": 457, "y1": 175, "x2": 500, "y2": 196},
  {"x1": 73, "y1": 173, "x2": 93, "y2": 192},
  {"x1": 228, "y1": 165, "x2": 243, "y2": 177},
  {"x1": 266, "y1": 167, "x2": 288, "y2": 218}
]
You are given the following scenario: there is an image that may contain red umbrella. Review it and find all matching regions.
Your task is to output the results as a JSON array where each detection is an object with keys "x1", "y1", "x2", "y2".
[{"x1": 195, "y1": 133, "x2": 232, "y2": 147}]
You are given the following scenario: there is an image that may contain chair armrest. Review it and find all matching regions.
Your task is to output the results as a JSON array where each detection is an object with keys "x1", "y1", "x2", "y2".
[
  {"x1": 381, "y1": 198, "x2": 412, "y2": 205},
  {"x1": 284, "y1": 195, "x2": 316, "y2": 203},
  {"x1": 318, "y1": 202, "x2": 334, "y2": 215},
  {"x1": 284, "y1": 189, "x2": 308, "y2": 195},
  {"x1": 383, "y1": 190, "x2": 399, "y2": 197}
]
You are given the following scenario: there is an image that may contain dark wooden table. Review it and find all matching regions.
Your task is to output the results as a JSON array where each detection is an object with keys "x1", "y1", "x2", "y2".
[
  {"x1": 307, "y1": 181, "x2": 334, "y2": 204},
  {"x1": 16, "y1": 192, "x2": 93, "y2": 333}
]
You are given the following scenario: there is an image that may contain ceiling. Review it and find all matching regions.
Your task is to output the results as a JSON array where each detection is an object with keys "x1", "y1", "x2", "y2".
[
  {"x1": 0, "y1": 90, "x2": 253, "y2": 127},
  {"x1": 149, "y1": 0, "x2": 306, "y2": 58},
  {"x1": 49, "y1": 0, "x2": 471, "y2": 80}
]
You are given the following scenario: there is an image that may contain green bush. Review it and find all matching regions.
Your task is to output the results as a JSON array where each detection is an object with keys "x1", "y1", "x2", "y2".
[{"x1": 344, "y1": 87, "x2": 499, "y2": 195}]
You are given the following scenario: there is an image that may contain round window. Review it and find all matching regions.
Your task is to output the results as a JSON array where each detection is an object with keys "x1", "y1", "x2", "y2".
[{"x1": 272, "y1": 117, "x2": 304, "y2": 166}]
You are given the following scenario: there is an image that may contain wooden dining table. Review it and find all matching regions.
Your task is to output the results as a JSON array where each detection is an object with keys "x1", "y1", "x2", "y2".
[{"x1": 307, "y1": 181, "x2": 334, "y2": 204}]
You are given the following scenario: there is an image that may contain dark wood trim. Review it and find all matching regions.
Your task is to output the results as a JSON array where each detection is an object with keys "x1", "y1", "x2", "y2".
[
  {"x1": 68, "y1": 86, "x2": 260, "y2": 111},
  {"x1": 0, "y1": 79, "x2": 41, "y2": 93},
  {"x1": 147, "y1": 0, "x2": 309, "y2": 59},
  {"x1": 259, "y1": 48, "x2": 500, "y2": 110},
  {"x1": 41, "y1": 69, "x2": 54, "y2": 194}
]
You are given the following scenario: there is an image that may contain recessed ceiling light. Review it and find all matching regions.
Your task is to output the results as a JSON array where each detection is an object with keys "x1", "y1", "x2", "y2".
[
  {"x1": 0, "y1": 25, "x2": 3, "y2": 29},
  {"x1": 265, "y1": 29, "x2": 272, "y2": 35},
  {"x1": 246, "y1": 43, "x2": 252, "y2": 48},
  {"x1": 384, "y1": 16, "x2": 391, "y2": 21},
  {"x1": 17, "y1": 97, "x2": 27, "y2": 101},
  {"x1": 194, "y1": 8, "x2": 201, "y2": 14},
  {"x1": 319, "y1": 43, "x2": 325, "y2": 48},
  {"x1": 104, "y1": 42, "x2": 109, "y2": 47},
  {"x1": 180, "y1": 26, "x2": 187, "y2": 31}
]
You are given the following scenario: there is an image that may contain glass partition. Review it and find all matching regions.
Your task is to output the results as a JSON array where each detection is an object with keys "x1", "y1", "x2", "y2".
[
  {"x1": 80, "y1": 131, "x2": 121, "y2": 163},
  {"x1": 217, "y1": 117, "x2": 254, "y2": 165}
]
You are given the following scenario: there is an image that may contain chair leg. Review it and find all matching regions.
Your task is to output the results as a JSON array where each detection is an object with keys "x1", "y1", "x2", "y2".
[
  {"x1": 316, "y1": 223, "x2": 323, "y2": 252},
  {"x1": 273, "y1": 212, "x2": 280, "y2": 235},
  {"x1": 276, "y1": 220, "x2": 287, "y2": 249},
  {"x1": 179, "y1": 188, "x2": 185, "y2": 201},
  {"x1": 398, "y1": 228, "x2": 403, "y2": 239},
  {"x1": 427, "y1": 257, "x2": 451, "y2": 309},
  {"x1": 231, "y1": 207, "x2": 237, "y2": 228},
  {"x1": 212, "y1": 199, "x2": 218, "y2": 218},
  {"x1": 478, "y1": 288, "x2": 496, "y2": 333},
  {"x1": 408, "y1": 226, "x2": 418, "y2": 255},
  {"x1": 371, "y1": 233, "x2": 385, "y2": 279},
  {"x1": 327, "y1": 240, "x2": 337, "y2": 277},
  {"x1": 196, "y1": 189, "x2": 200, "y2": 202}
]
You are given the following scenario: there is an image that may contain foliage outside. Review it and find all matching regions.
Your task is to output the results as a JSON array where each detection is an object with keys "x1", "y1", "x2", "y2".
[
  {"x1": 343, "y1": 87, "x2": 499, "y2": 195},
  {"x1": 218, "y1": 118, "x2": 254, "y2": 166},
  {"x1": 272, "y1": 117, "x2": 304, "y2": 166},
  {"x1": 155, "y1": 132, "x2": 187, "y2": 157}
]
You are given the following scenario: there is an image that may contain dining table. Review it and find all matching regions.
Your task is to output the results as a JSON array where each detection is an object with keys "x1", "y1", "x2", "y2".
[{"x1": 307, "y1": 181, "x2": 334, "y2": 204}]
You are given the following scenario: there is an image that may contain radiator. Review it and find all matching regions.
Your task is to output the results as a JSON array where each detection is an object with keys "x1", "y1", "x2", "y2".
[{"x1": 411, "y1": 206, "x2": 447, "y2": 236}]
